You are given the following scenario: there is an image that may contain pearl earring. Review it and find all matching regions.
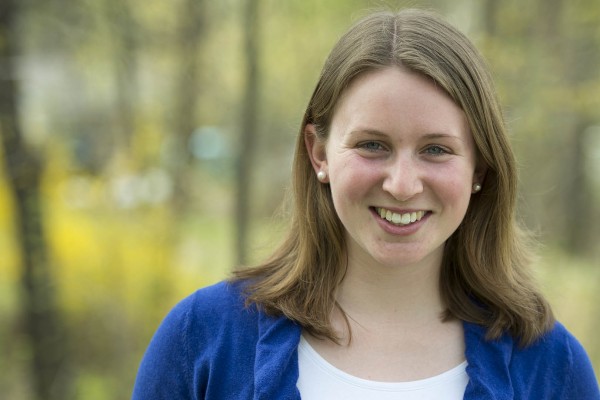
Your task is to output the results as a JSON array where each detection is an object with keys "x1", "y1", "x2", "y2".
[
  {"x1": 472, "y1": 183, "x2": 482, "y2": 193},
  {"x1": 317, "y1": 171, "x2": 327, "y2": 181}
]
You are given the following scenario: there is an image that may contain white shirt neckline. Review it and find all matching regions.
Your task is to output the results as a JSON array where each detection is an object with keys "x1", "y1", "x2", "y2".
[{"x1": 297, "y1": 335, "x2": 469, "y2": 393}]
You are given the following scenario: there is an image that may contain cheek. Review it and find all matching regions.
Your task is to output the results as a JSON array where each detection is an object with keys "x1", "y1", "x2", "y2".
[
  {"x1": 330, "y1": 158, "x2": 381, "y2": 197},
  {"x1": 429, "y1": 166, "x2": 474, "y2": 207}
]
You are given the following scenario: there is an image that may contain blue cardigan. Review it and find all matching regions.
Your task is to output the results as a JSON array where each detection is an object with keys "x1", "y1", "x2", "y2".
[{"x1": 132, "y1": 281, "x2": 600, "y2": 399}]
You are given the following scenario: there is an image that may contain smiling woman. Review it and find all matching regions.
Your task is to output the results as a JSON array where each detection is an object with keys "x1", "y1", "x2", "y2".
[
  {"x1": 132, "y1": 8, "x2": 600, "y2": 400},
  {"x1": 305, "y1": 67, "x2": 481, "y2": 275}
]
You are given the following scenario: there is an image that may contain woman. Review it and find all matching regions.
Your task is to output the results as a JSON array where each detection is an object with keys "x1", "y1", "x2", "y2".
[{"x1": 133, "y1": 9, "x2": 600, "y2": 399}]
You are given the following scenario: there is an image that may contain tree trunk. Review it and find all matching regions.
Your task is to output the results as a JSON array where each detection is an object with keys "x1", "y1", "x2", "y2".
[
  {"x1": 235, "y1": 0, "x2": 261, "y2": 266},
  {"x1": 565, "y1": 120, "x2": 592, "y2": 253},
  {"x1": 106, "y1": 0, "x2": 138, "y2": 154},
  {"x1": 544, "y1": 0, "x2": 593, "y2": 255},
  {"x1": 481, "y1": 0, "x2": 499, "y2": 36},
  {"x1": 0, "y1": 1, "x2": 71, "y2": 399},
  {"x1": 169, "y1": 0, "x2": 204, "y2": 213}
]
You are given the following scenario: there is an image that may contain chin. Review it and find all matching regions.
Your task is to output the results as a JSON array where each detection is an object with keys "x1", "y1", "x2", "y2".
[{"x1": 370, "y1": 244, "x2": 443, "y2": 270}]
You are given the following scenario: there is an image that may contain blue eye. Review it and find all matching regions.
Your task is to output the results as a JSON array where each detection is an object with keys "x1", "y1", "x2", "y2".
[
  {"x1": 425, "y1": 145, "x2": 449, "y2": 156},
  {"x1": 359, "y1": 141, "x2": 384, "y2": 152}
]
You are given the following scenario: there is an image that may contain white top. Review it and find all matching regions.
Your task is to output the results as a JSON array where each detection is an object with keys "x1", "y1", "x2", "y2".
[{"x1": 297, "y1": 336, "x2": 469, "y2": 399}]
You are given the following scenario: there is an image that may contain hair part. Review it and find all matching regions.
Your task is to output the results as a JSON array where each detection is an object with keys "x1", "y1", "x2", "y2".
[{"x1": 232, "y1": 8, "x2": 554, "y2": 347}]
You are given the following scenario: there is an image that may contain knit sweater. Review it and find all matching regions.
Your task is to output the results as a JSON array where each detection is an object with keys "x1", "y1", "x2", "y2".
[{"x1": 132, "y1": 281, "x2": 600, "y2": 399}]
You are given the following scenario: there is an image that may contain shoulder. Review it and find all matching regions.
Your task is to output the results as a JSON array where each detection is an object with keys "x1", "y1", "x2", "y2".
[
  {"x1": 158, "y1": 280, "x2": 261, "y2": 346},
  {"x1": 173, "y1": 280, "x2": 254, "y2": 322},
  {"x1": 532, "y1": 321, "x2": 588, "y2": 358},
  {"x1": 518, "y1": 322, "x2": 599, "y2": 398},
  {"x1": 464, "y1": 321, "x2": 600, "y2": 399},
  {"x1": 178, "y1": 279, "x2": 249, "y2": 312},
  {"x1": 513, "y1": 322, "x2": 600, "y2": 399},
  {"x1": 132, "y1": 280, "x2": 261, "y2": 399},
  {"x1": 511, "y1": 322, "x2": 593, "y2": 372}
]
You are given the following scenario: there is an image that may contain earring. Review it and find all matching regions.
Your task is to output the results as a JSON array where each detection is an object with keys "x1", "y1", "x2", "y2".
[
  {"x1": 472, "y1": 183, "x2": 482, "y2": 193},
  {"x1": 317, "y1": 170, "x2": 327, "y2": 181}
]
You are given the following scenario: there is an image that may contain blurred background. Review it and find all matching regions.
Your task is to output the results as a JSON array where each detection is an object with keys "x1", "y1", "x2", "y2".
[{"x1": 0, "y1": 0, "x2": 598, "y2": 399}]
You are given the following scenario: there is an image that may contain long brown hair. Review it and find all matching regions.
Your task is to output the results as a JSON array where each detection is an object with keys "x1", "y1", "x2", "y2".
[{"x1": 232, "y1": 9, "x2": 553, "y2": 346}]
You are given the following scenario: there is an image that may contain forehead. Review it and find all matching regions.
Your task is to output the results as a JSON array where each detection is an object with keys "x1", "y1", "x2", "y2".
[{"x1": 330, "y1": 67, "x2": 469, "y2": 139}]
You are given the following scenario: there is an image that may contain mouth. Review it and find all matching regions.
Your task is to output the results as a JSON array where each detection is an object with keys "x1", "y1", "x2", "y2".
[{"x1": 374, "y1": 207, "x2": 428, "y2": 226}]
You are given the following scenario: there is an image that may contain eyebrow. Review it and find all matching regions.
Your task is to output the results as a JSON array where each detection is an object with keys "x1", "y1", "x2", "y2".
[
  {"x1": 350, "y1": 129, "x2": 464, "y2": 142},
  {"x1": 349, "y1": 129, "x2": 389, "y2": 138},
  {"x1": 421, "y1": 132, "x2": 465, "y2": 142}
]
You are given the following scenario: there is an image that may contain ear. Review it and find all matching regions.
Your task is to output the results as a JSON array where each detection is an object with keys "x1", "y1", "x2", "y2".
[
  {"x1": 304, "y1": 124, "x2": 329, "y2": 182},
  {"x1": 472, "y1": 160, "x2": 488, "y2": 189}
]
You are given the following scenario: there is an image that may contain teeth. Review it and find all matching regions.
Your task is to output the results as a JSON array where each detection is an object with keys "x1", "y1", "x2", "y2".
[{"x1": 376, "y1": 208, "x2": 426, "y2": 226}]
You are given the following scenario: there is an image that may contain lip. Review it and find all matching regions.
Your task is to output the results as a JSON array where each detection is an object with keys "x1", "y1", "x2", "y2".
[{"x1": 370, "y1": 206, "x2": 430, "y2": 236}]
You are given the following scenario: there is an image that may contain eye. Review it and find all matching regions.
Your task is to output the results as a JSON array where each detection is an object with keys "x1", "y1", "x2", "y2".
[
  {"x1": 358, "y1": 141, "x2": 386, "y2": 152},
  {"x1": 423, "y1": 145, "x2": 450, "y2": 156}
]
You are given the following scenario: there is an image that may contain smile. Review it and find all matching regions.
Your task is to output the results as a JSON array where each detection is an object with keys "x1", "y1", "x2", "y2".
[{"x1": 375, "y1": 207, "x2": 426, "y2": 226}]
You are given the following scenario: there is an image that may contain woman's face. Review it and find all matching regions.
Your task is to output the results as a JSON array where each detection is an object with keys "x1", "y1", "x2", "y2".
[{"x1": 307, "y1": 67, "x2": 483, "y2": 269}]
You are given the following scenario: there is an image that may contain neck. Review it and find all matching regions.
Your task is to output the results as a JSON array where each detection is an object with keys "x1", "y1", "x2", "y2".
[{"x1": 336, "y1": 247, "x2": 445, "y2": 328}]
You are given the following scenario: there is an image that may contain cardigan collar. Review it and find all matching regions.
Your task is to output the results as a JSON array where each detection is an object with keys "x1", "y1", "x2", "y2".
[
  {"x1": 253, "y1": 311, "x2": 302, "y2": 399},
  {"x1": 463, "y1": 321, "x2": 515, "y2": 400},
  {"x1": 253, "y1": 311, "x2": 515, "y2": 400}
]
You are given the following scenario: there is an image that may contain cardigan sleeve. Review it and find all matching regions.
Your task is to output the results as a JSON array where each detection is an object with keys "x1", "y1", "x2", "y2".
[
  {"x1": 563, "y1": 333, "x2": 600, "y2": 399},
  {"x1": 132, "y1": 295, "x2": 197, "y2": 400}
]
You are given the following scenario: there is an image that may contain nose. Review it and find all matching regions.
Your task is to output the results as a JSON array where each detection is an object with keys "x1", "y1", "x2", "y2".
[{"x1": 382, "y1": 154, "x2": 424, "y2": 201}]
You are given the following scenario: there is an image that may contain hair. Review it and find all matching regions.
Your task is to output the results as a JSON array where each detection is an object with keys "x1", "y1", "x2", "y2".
[{"x1": 232, "y1": 8, "x2": 554, "y2": 347}]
